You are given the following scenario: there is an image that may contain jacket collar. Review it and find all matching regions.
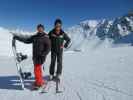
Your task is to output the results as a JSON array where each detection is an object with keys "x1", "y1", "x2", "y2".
[
  {"x1": 52, "y1": 29, "x2": 64, "y2": 35},
  {"x1": 36, "y1": 32, "x2": 47, "y2": 36}
]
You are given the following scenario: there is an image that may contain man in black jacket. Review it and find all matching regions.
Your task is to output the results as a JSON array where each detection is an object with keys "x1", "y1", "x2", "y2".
[
  {"x1": 14, "y1": 24, "x2": 51, "y2": 87},
  {"x1": 49, "y1": 19, "x2": 71, "y2": 80}
]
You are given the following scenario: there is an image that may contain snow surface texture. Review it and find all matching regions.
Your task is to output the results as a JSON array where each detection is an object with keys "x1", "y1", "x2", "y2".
[
  {"x1": 0, "y1": 47, "x2": 133, "y2": 100},
  {"x1": 0, "y1": 12, "x2": 133, "y2": 100}
]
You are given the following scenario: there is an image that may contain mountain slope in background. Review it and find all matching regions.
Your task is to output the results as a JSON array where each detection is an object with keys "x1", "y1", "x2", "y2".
[
  {"x1": 67, "y1": 12, "x2": 133, "y2": 51},
  {"x1": 0, "y1": 12, "x2": 133, "y2": 56},
  {"x1": 0, "y1": 28, "x2": 33, "y2": 56},
  {"x1": 0, "y1": 27, "x2": 12, "y2": 57}
]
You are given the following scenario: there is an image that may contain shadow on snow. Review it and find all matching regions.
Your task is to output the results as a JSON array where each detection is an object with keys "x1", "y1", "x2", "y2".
[{"x1": 0, "y1": 75, "x2": 50, "y2": 90}]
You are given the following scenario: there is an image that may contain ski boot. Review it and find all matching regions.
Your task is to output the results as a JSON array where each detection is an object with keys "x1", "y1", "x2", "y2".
[{"x1": 32, "y1": 81, "x2": 46, "y2": 91}]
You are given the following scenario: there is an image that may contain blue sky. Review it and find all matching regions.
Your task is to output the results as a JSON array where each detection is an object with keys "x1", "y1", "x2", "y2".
[{"x1": 0, "y1": 0, "x2": 132, "y2": 31}]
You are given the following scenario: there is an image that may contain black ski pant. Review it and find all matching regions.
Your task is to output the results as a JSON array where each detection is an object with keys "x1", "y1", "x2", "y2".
[{"x1": 49, "y1": 50, "x2": 63, "y2": 76}]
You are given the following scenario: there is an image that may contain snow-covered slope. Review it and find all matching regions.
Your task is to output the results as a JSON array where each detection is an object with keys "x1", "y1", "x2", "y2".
[
  {"x1": 0, "y1": 46, "x2": 133, "y2": 100},
  {"x1": 67, "y1": 12, "x2": 133, "y2": 51},
  {"x1": 0, "y1": 28, "x2": 33, "y2": 56},
  {"x1": 0, "y1": 27, "x2": 12, "y2": 57}
]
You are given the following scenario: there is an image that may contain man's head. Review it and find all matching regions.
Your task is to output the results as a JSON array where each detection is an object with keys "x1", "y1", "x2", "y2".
[
  {"x1": 54, "y1": 19, "x2": 62, "y2": 31},
  {"x1": 37, "y1": 24, "x2": 44, "y2": 33}
]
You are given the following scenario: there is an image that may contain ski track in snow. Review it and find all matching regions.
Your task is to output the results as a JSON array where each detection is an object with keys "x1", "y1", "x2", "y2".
[
  {"x1": 63, "y1": 71, "x2": 133, "y2": 100},
  {"x1": 0, "y1": 47, "x2": 133, "y2": 100}
]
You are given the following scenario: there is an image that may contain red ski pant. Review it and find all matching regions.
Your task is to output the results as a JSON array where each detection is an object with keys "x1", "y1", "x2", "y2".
[{"x1": 34, "y1": 64, "x2": 44, "y2": 86}]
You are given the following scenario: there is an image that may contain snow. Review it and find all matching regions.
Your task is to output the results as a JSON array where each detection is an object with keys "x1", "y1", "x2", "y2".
[
  {"x1": 0, "y1": 46, "x2": 133, "y2": 100},
  {"x1": 67, "y1": 13, "x2": 133, "y2": 51},
  {"x1": 0, "y1": 27, "x2": 12, "y2": 57},
  {"x1": 0, "y1": 13, "x2": 133, "y2": 100},
  {"x1": 0, "y1": 27, "x2": 34, "y2": 56},
  {"x1": 80, "y1": 20, "x2": 99, "y2": 28}
]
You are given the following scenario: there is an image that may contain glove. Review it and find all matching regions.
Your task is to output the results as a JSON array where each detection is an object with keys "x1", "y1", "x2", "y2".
[
  {"x1": 13, "y1": 35, "x2": 17, "y2": 40},
  {"x1": 64, "y1": 43, "x2": 68, "y2": 48}
]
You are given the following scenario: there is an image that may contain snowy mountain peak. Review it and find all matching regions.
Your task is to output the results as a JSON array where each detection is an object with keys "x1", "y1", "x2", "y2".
[
  {"x1": 0, "y1": 13, "x2": 133, "y2": 56},
  {"x1": 67, "y1": 13, "x2": 133, "y2": 51},
  {"x1": 80, "y1": 20, "x2": 99, "y2": 29}
]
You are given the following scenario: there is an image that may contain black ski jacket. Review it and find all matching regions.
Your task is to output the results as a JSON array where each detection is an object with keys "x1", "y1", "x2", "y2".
[
  {"x1": 14, "y1": 32, "x2": 51, "y2": 65},
  {"x1": 48, "y1": 29, "x2": 71, "y2": 53}
]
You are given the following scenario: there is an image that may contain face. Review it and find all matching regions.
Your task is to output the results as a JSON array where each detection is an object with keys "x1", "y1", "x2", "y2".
[
  {"x1": 55, "y1": 23, "x2": 62, "y2": 31},
  {"x1": 37, "y1": 27, "x2": 44, "y2": 33}
]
